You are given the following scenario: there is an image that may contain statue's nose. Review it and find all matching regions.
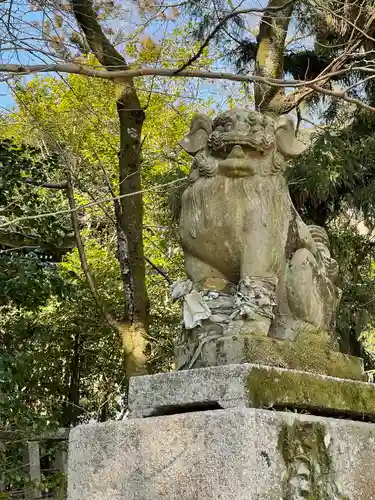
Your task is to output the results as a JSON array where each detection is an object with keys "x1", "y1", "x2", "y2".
[{"x1": 227, "y1": 145, "x2": 245, "y2": 159}]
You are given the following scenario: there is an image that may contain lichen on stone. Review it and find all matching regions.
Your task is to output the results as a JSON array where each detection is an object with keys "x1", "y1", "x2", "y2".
[
  {"x1": 243, "y1": 328, "x2": 365, "y2": 381},
  {"x1": 278, "y1": 421, "x2": 349, "y2": 499},
  {"x1": 246, "y1": 366, "x2": 375, "y2": 419}
]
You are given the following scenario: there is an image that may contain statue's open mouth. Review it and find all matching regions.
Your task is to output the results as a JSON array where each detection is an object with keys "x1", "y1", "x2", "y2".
[
  {"x1": 217, "y1": 144, "x2": 272, "y2": 177},
  {"x1": 221, "y1": 140, "x2": 265, "y2": 152}
]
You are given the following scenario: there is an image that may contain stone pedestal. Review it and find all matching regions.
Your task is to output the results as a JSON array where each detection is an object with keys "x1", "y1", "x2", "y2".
[
  {"x1": 176, "y1": 327, "x2": 364, "y2": 380},
  {"x1": 68, "y1": 407, "x2": 375, "y2": 500},
  {"x1": 68, "y1": 364, "x2": 375, "y2": 500},
  {"x1": 128, "y1": 363, "x2": 375, "y2": 419}
]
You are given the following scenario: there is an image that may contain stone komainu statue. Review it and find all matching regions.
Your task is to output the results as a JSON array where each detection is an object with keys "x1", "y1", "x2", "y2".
[{"x1": 174, "y1": 109, "x2": 341, "y2": 369}]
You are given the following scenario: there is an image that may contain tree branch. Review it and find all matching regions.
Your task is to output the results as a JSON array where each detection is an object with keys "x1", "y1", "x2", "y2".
[
  {"x1": 1, "y1": 62, "x2": 373, "y2": 86},
  {"x1": 282, "y1": 10, "x2": 375, "y2": 113},
  {"x1": 70, "y1": 0, "x2": 126, "y2": 69},
  {"x1": 66, "y1": 163, "x2": 118, "y2": 330},
  {"x1": 22, "y1": 178, "x2": 68, "y2": 189},
  {"x1": 308, "y1": 82, "x2": 375, "y2": 113},
  {"x1": 175, "y1": 0, "x2": 296, "y2": 73},
  {"x1": 145, "y1": 256, "x2": 172, "y2": 284},
  {"x1": 311, "y1": 0, "x2": 375, "y2": 45},
  {"x1": 66, "y1": 163, "x2": 147, "y2": 376},
  {"x1": 3, "y1": 62, "x2": 375, "y2": 113}
]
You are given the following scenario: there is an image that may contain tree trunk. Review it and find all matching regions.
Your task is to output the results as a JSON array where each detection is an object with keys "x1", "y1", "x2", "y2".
[
  {"x1": 71, "y1": 0, "x2": 149, "y2": 375},
  {"x1": 254, "y1": 0, "x2": 295, "y2": 114},
  {"x1": 115, "y1": 84, "x2": 149, "y2": 375},
  {"x1": 61, "y1": 332, "x2": 81, "y2": 427}
]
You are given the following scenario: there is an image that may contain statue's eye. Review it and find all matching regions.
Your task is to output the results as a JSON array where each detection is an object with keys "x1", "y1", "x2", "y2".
[
  {"x1": 215, "y1": 124, "x2": 225, "y2": 132},
  {"x1": 224, "y1": 121, "x2": 233, "y2": 132}
]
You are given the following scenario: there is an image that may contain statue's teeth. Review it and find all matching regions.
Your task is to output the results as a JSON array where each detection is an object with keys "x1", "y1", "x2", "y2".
[{"x1": 227, "y1": 145, "x2": 245, "y2": 159}]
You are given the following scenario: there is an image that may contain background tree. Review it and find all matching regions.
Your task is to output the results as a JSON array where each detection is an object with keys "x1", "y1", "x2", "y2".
[
  {"x1": 0, "y1": 26, "x2": 215, "y2": 437},
  {"x1": 3, "y1": 1, "x2": 375, "y2": 495},
  {"x1": 1, "y1": 0, "x2": 375, "y2": 442}
]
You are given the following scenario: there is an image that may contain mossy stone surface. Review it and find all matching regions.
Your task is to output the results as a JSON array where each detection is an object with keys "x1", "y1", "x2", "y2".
[
  {"x1": 278, "y1": 420, "x2": 349, "y2": 499},
  {"x1": 247, "y1": 366, "x2": 375, "y2": 420},
  {"x1": 177, "y1": 329, "x2": 364, "y2": 379},
  {"x1": 244, "y1": 329, "x2": 365, "y2": 381}
]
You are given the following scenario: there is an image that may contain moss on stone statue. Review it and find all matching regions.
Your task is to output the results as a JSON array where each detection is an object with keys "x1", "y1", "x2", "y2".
[
  {"x1": 277, "y1": 420, "x2": 349, "y2": 499},
  {"x1": 246, "y1": 366, "x2": 375, "y2": 419},
  {"x1": 243, "y1": 328, "x2": 365, "y2": 381}
]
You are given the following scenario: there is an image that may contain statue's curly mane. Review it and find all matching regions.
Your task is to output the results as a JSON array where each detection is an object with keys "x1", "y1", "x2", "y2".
[{"x1": 182, "y1": 172, "x2": 288, "y2": 239}]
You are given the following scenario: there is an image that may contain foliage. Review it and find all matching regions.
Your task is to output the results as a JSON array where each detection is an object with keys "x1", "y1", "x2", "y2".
[
  {"x1": 3, "y1": 1, "x2": 375, "y2": 495},
  {"x1": 0, "y1": 140, "x2": 72, "y2": 257},
  {"x1": 0, "y1": 34, "x2": 220, "y2": 493},
  {"x1": 2, "y1": 30, "x2": 219, "y2": 366},
  {"x1": 290, "y1": 112, "x2": 375, "y2": 224}
]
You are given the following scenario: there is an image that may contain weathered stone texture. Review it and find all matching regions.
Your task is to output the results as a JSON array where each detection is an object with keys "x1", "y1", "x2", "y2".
[
  {"x1": 68, "y1": 408, "x2": 375, "y2": 500},
  {"x1": 246, "y1": 366, "x2": 375, "y2": 418},
  {"x1": 128, "y1": 364, "x2": 250, "y2": 418},
  {"x1": 176, "y1": 328, "x2": 364, "y2": 379},
  {"x1": 174, "y1": 109, "x2": 344, "y2": 371},
  {"x1": 128, "y1": 364, "x2": 373, "y2": 419}
]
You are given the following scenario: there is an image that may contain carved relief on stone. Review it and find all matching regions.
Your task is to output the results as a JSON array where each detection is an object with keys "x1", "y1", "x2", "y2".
[
  {"x1": 279, "y1": 421, "x2": 347, "y2": 500},
  {"x1": 173, "y1": 109, "x2": 341, "y2": 369}
]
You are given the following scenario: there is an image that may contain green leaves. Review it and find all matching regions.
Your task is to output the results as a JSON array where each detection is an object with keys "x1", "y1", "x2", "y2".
[
  {"x1": 0, "y1": 139, "x2": 71, "y2": 251},
  {"x1": 0, "y1": 253, "x2": 65, "y2": 309}
]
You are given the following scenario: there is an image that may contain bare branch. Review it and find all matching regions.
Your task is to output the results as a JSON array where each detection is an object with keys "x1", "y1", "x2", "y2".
[
  {"x1": 309, "y1": 82, "x2": 375, "y2": 113},
  {"x1": 145, "y1": 256, "x2": 172, "y2": 284},
  {"x1": 283, "y1": 2, "x2": 375, "y2": 112},
  {"x1": 22, "y1": 178, "x2": 68, "y2": 189},
  {"x1": 175, "y1": 0, "x2": 296, "y2": 73},
  {"x1": 282, "y1": 35, "x2": 363, "y2": 112},
  {"x1": 66, "y1": 161, "x2": 119, "y2": 331},
  {"x1": 3, "y1": 62, "x2": 375, "y2": 114},
  {"x1": 1, "y1": 61, "x2": 373, "y2": 86},
  {"x1": 311, "y1": 0, "x2": 375, "y2": 45}
]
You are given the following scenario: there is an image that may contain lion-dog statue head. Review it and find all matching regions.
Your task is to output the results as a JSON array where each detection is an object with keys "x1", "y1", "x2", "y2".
[{"x1": 180, "y1": 109, "x2": 306, "y2": 181}]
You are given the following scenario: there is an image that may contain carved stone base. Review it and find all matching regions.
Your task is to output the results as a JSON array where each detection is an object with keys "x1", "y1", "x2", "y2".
[
  {"x1": 176, "y1": 327, "x2": 364, "y2": 380},
  {"x1": 68, "y1": 364, "x2": 375, "y2": 499},
  {"x1": 128, "y1": 364, "x2": 373, "y2": 419},
  {"x1": 68, "y1": 406, "x2": 375, "y2": 500}
]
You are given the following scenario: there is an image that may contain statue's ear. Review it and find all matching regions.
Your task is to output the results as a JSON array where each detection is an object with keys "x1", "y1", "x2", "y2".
[
  {"x1": 179, "y1": 114, "x2": 212, "y2": 155},
  {"x1": 275, "y1": 115, "x2": 308, "y2": 159}
]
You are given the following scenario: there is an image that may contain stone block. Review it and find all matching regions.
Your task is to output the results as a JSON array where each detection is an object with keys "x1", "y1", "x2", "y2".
[
  {"x1": 128, "y1": 364, "x2": 250, "y2": 417},
  {"x1": 128, "y1": 363, "x2": 375, "y2": 420},
  {"x1": 68, "y1": 407, "x2": 375, "y2": 500},
  {"x1": 176, "y1": 328, "x2": 364, "y2": 380}
]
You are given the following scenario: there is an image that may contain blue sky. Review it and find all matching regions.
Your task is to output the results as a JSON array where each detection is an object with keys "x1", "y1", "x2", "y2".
[{"x1": 1, "y1": 0, "x2": 317, "y2": 127}]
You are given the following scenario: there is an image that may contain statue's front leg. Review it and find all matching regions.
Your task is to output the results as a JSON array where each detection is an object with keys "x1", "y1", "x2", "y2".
[{"x1": 238, "y1": 232, "x2": 281, "y2": 336}]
